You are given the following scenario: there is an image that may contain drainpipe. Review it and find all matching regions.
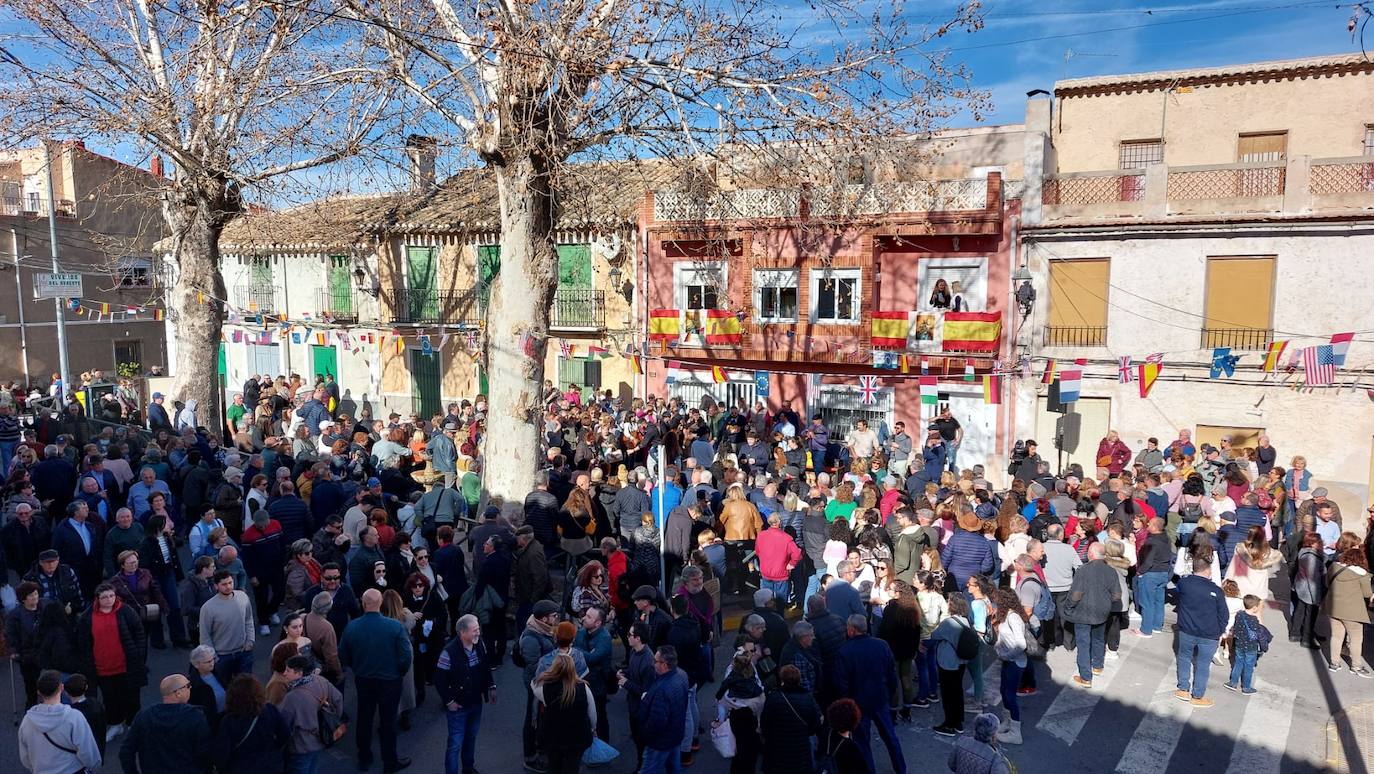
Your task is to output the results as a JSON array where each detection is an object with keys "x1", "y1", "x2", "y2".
[{"x1": 1003, "y1": 214, "x2": 1020, "y2": 465}]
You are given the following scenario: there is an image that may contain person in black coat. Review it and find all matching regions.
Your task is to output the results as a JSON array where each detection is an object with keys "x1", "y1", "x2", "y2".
[
  {"x1": 760, "y1": 665, "x2": 822, "y2": 774},
  {"x1": 140, "y1": 513, "x2": 190, "y2": 647},
  {"x1": 434, "y1": 615, "x2": 496, "y2": 774},
  {"x1": 402, "y1": 572, "x2": 448, "y2": 706},
  {"x1": 76, "y1": 585, "x2": 148, "y2": 734},
  {"x1": 30, "y1": 449, "x2": 77, "y2": 514},
  {"x1": 0, "y1": 502, "x2": 50, "y2": 577},
  {"x1": 51, "y1": 501, "x2": 104, "y2": 597},
  {"x1": 210, "y1": 674, "x2": 289, "y2": 774},
  {"x1": 531, "y1": 654, "x2": 595, "y2": 774}
]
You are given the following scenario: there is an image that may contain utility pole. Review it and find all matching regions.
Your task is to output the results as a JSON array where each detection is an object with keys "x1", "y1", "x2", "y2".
[{"x1": 43, "y1": 141, "x2": 72, "y2": 403}]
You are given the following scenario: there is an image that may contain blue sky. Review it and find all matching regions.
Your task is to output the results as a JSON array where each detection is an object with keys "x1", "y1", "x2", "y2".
[{"x1": 885, "y1": 0, "x2": 1364, "y2": 125}]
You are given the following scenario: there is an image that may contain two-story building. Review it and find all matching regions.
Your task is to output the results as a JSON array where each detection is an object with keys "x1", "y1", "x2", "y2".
[
  {"x1": 1015, "y1": 53, "x2": 1374, "y2": 510},
  {"x1": 641, "y1": 127, "x2": 1029, "y2": 465},
  {"x1": 216, "y1": 154, "x2": 646, "y2": 420},
  {"x1": 0, "y1": 140, "x2": 168, "y2": 384}
]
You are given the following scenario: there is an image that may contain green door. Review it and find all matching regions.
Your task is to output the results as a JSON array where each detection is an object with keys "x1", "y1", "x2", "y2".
[
  {"x1": 557, "y1": 244, "x2": 592, "y2": 287},
  {"x1": 477, "y1": 245, "x2": 501, "y2": 309},
  {"x1": 410, "y1": 348, "x2": 441, "y2": 419},
  {"x1": 311, "y1": 345, "x2": 337, "y2": 382},
  {"x1": 326, "y1": 256, "x2": 353, "y2": 317},
  {"x1": 406, "y1": 246, "x2": 438, "y2": 321},
  {"x1": 251, "y1": 258, "x2": 273, "y2": 286}
]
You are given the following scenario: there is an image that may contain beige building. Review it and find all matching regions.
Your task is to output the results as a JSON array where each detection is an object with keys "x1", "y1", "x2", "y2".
[
  {"x1": 215, "y1": 161, "x2": 650, "y2": 420},
  {"x1": 1015, "y1": 53, "x2": 1374, "y2": 515},
  {"x1": 0, "y1": 141, "x2": 168, "y2": 385}
]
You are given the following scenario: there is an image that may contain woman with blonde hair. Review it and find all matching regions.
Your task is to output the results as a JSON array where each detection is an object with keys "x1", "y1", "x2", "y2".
[
  {"x1": 531, "y1": 654, "x2": 595, "y2": 773},
  {"x1": 1000, "y1": 516, "x2": 1031, "y2": 572}
]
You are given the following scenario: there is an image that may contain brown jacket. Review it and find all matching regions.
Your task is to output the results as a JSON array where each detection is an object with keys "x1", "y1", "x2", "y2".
[
  {"x1": 720, "y1": 500, "x2": 762, "y2": 541},
  {"x1": 304, "y1": 612, "x2": 342, "y2": 681},
  {"x1": 1322, "y1": 562, "x2": 1372, "y2": 623}
]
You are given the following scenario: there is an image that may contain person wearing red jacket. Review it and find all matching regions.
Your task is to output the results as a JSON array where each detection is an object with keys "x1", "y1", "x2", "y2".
[
  {"x1": 755, "y1": 514, "x2": 802, "y2": 606},
  {"x1": 1095, "y1": 430, "x2": 1132, "y2": 476}
]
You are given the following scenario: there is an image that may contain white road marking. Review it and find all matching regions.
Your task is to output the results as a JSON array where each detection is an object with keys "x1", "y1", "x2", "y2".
[
  {"x1": 1222, "y1": 680, "x2": 1298, "y2": 774},
  {"x1": 1034, "y1": 629, "x2": 1140, "y2": 745},
  {"x1": 1115, "y1": 669, "x2": 1194, "y2": 774}
]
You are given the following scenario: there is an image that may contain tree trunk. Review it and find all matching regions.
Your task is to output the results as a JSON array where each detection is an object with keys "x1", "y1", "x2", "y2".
[
  {"x1": 481, "y1": 154, "x2": 558, "y2": 501},
  {"x1": 167, "y1": 202, "x2": 229, "y2": 435}
]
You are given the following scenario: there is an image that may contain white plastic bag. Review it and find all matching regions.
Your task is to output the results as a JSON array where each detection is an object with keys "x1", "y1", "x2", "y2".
[{"x1": 710, "y1": 720, "x2": 737, "y2": 759}]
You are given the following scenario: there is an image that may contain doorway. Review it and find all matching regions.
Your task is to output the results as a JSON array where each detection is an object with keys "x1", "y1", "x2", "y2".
[
  {"x1": 311, "y1": 345, "x2": 338, "y2": 383},
  {"x1": 409, "y1": 348, "x2": 441, "y2": 419}
]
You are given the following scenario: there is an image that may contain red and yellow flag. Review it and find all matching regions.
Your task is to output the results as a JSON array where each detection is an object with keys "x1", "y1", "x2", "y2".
[
  {"x1": 1138, "y1": 361, "x2": 1161, "y2": 398},
  {"x1": 648, "y1": 309, "x2": 681, "y2": 342},
  {"x1": 869, "y1": 311, "x2": 911, "y2": 349},
  {"x1": 1262, "y1": 340, "x2": 1289, "y2": 372},
  {"x1": 941, "y1": 312, "x2": 1002, "y2": 352},
  {"x1": 704, "y1": 309, "x2": 743, "y2": 345},
  {"x1": 982, "y1": 374, "x2": 1002, "y2": 405},
  {"x1": 711, "y1": 365, "x2": 728, "y2": 384}
]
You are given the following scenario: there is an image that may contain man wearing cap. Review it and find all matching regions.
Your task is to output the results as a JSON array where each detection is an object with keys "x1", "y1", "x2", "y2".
[
  {"x1": 517, "y1": 598, "x2": 562, "y2": 769},
  {"x1": 513, "y1": 525, "x2": 551, "y2": 627},
  {"x1": 1196, "y1": 445, "x2": 1225, "y2": 492},
  {"x1": 225, "y1": 393, "x2": 248, "y2": 435},
  {"x1": 1298, "y1": 486, "x2": 1342, "y2": 526},
  {"x1": 632, "y1": 585, "x2": 673, "y2": 650},
  {"x1": 146, "y1": 391, "x2": 173, "y2": 435},
  {"x1": 428, "y1": 420, "x2": 459, "y2": 489},
  {"x1": 416, "y1": 473, "x2": 465, "y2": 548},
  {"x1": 24, "y1": 548, "x2": 84, "y2": 612}
]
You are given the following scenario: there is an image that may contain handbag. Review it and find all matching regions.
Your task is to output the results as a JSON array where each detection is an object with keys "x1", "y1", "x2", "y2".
[
  {"x1": 582, "y1": 735, "x2": 620, "y2": 766},
  {"x1": 318, "y1": 695, "x2": 346, "y2": 747},
  {"x1": 142, "y1": 603, "x2": 161, "y2": 623},
  {"x1": 710, "y1": 718, "x2": 737, "y2": 758}
]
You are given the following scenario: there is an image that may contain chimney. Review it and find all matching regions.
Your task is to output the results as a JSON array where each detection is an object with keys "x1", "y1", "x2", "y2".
[
  {"x1": 405, "y1": 134, "x2": 438, "y2": 192},
  {"x1": 150, "y1": 156, "x2": 164, "y2": 177}
]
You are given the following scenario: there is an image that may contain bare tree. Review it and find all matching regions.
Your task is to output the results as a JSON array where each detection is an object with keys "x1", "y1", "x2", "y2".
[
  {"x1": 346, "y1": 0, "x2": 985, "y2": 498},
  {"x1": 0, "y1": 0, "x2": 389, "y2": 423}
]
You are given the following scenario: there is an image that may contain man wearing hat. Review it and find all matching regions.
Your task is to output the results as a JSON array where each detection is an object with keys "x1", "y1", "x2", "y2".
[
  {"x1": 24, "y1": 548, "x2": 84, "y2": 612},
  {"x1": 427, "y1": 420, "x2": 460, "y2": 489},
  {"x1": 1298, "y1": 486, "x2": 1342, "y2": 526},
  {"x1": 518, "y1": 598, "x2": 563, "y2": 769},
  {"x1": 468, "y1": 506, "x2": 512, "y2": 577},
  {"x1": 146, "y1": 391, "x2": 173, "y2": 435}
]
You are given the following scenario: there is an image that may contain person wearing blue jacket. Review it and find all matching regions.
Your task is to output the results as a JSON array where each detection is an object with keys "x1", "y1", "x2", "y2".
[
  {"x1": 834, "y1": 614, "x2": 905, "y2": 774},
  {"x1": 941, "y1": 511, "x2": 997, "y2": 589},
  {"x1": 1232, "y1": 494, "x2": 1268, "y2": 534},
  {"x1": 338, "y1": 588, "x2": 414, "y2": 773},
  {"x1": 918, "y1": 428, "x2": 948, "y2": 485},
  {"x1": 650, "y1": 469, "x2": 683, "y2": 529},
  {"x1": 1173, "y1": 558, "x2": 1229, "y2": 706},
  {"x1": 637, "y1": 646, "x2": 691, "y2": 774},
  {"x1": 295, "y1": 390, "x2": 331, "y2": 436}
]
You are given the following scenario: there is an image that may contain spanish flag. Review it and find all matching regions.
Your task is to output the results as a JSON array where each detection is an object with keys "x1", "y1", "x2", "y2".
[
  {"x1": 704, "y1": 309, "x2": 743, "y2": 345},
  {"x1": 870, "y1": 311, "x2": 911, "y2": 349},
  {"x1": 1138, "y1": 361, "x2": 1161, "y2": 398},
  {"x1": 941, "y1": 312, "x2": 1002, "y2": 352},
  {"x1": 396, "y1": 336, "x2": 406, "y2": 355},
  {"x1": 648, "y1": 309, "x2": 681, "y2": 343},
  {"x1": 982, "y1": 374, "x2": 1001, "y2": 404},
  {"x1": 711, "y1": 366, "x2": 728, "y2": 384},
  {"x1": 1262, "y1": 340, "x2": 1288, "y2": 372}
]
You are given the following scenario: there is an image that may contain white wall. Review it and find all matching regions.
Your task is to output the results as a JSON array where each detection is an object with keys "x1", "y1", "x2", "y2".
[{"x1": 1015, "y1": 226, "x2": 1374, "y2": 520}]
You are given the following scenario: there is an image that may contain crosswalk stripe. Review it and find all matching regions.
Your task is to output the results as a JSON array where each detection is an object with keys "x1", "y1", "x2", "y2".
[
  {"x1": 1222, "y1": 680, "x2": 1298, "y2": 774},
  {"x1": 1034, "y1": 630, "x2": 1141, "y2": 745},
  {"x1": 1115, "y1": 670, "x2": 1194, "y2": 774}
]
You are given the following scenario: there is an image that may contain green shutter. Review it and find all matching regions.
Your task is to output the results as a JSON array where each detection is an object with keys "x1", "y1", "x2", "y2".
[
  {"x1": 405, "y1": 247, "x2": 439, "y2": 321},
  {"x1": 250, "y1": 258, "x2": 273, "y2": 286},
  {"x1": 410, "y1": 348, "x2": 441, "y2": 418},
  {"x1": 556, "y1": 244, "x2": 592, "y2": 288},
  {"x1": 326, "y1": 256, "x2": 353, "y2": 316},
  {"x1": 477, "y1": 245, "x2": 501, "y2": 307}
]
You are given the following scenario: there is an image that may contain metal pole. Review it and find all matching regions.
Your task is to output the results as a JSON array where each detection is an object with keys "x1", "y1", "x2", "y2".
[
  {"x1": 11, "y1": 228, "x2": 30, "y2": 385},
  {"x1": 657, "y1": 442, "x2": 667, "y2": 598},
  {"x1": 42, "y1": 142, "x2": 72, "y2": 403}
]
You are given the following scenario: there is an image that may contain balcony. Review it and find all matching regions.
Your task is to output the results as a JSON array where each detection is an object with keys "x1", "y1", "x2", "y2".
[
  {"x1": 234, "y1": 285, "x2": 278, "y2": 315},
  {"x1": 1042, "y1": 155, "x2": 1374, "y2": 223},
  {"x1": 1201, "y1": 327, "x2": 1272, "y2": 351},
  {"x1": 1044, "y1": 325, "x2": 1107, "y2": 347},
  {"x1": 1, "y1": 196, "x2": 76, "y2": 218},
  {"x1": 550, "y1": 288, "x2": 606, "y2": 330},
  {"x1": 387, "y1": 287, "x2": 480, "y2": 326},
  {"x1": 651, "y1": 178, "x2": 993, "y2": 222},
  {"x1": 317, "y1": 287, "x2": 359, "y2": 323}
]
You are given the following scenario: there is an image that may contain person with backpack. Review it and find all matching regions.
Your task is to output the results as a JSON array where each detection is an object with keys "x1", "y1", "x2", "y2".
[
  {"x1": 517, "y1": 599, "x2": 561, "y2": 772},
  {"x1": 278, "y1": 654, "x2": 345, "y2": 774},
  {"x1": 930, "y1": 593, "x2": 977, "y2": 736},
  {"x1": 1011, "y1": 554, "x2": 1053, "y2": 696},
  {"x1": 414, "y1": 476, "x2": 464, "y2": 548},
  {"x1": 1225, "y1": 594, "x2": 1272, "y2": 694}
]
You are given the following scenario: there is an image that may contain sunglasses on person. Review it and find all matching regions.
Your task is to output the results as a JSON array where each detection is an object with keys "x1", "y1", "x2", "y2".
[
  {"x1": 415, "y1": 553, "x2": 429, "y2": 560},
  {"x1": 323, "y1": 574, "x2": 341, "y2": 581}
]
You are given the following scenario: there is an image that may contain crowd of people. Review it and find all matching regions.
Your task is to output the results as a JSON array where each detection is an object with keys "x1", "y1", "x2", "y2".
[{"x1": 0, "y1": 371, "x2": 1368, "y2": 774}]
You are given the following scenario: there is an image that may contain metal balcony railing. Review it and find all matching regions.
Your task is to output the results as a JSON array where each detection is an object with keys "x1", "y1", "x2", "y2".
[
  {"x1": 1201, "y1": 327, "x2": 1272, "y2": 351},
  {"x1": 1044, "y1": 325, "x2": 1107, "y2": 347},
  {"x1": 317, "y1": 287, "x2": 358, "y2": 322},
  {"x1": 387, "y1": 287, "x2": 480, "y2": 326},
  {"x1": 234, "y1": 285, "x2": 278, "y2": 314},
  {"x1": 1, "y1": 197, "x2": 76, "y2": 217},
  {"x1": 550, "y1": 288, "x2": 606, "y2": 329}
]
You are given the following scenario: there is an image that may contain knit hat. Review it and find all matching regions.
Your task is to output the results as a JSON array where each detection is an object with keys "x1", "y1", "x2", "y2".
[
  {"x1": 555, "y1": 621, "x2": 577, "y2": 647},
  {"x1": 532, "y1": 600, "x2": 560, "y2": 618}
]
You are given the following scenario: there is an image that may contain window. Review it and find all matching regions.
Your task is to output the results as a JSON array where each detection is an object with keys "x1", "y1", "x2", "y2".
[
  {"x1": 114, "y1": 340, "x2": 143, "y2": 372},
  {"x1": 1118, "y1": 139, "x2": 1163, "y2": 168},
  {"x1": 1045, "y1": 258, "x2": 1109, "y2": 346},
  {"x1": 1237, "y1": 132, "x2": 1287, "y2": 163},
  {"x1": 557, "y1": 357, "x2": 602, "y2": 391},
  {"x1": 1364, "y1": 125, "x2": 1374, "y2": 156},
  {"x1": 918, "y1": 258, "x2": 987, "y2": 312},
  {"x1": 809, "y1": 268, "x2": 861, "y2": 324},
  {"x1": 675, "y1": 261, "x2": 726, "y2": 344},
  {"x1": 1203, "y1": 256, "x2": 1274, "y2": 350},
  {"x1": 116, "y1": 257, "x2": 153, "y2": 288},
  {"x1": 817, "y1": 385, "x2": 892, "y2": 442},
  {"x1": 753, "y1": 269, "x2": 798, "y2": 322}
]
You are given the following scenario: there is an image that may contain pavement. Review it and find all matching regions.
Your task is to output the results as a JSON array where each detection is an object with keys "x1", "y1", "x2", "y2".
[{"x1": 3, "y1": 595, "x2": 1373, "y2": 773}]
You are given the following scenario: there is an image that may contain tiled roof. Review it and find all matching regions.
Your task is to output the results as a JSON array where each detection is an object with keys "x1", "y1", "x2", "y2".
[
  {"x1": 220, "y1": 194, "x2": 412, "y2": 251},
  {"x1": 1055, "y1": 52, "x2": 1374, "y2": 95}
]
